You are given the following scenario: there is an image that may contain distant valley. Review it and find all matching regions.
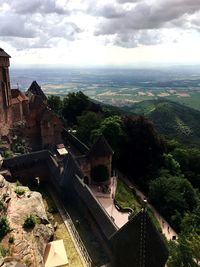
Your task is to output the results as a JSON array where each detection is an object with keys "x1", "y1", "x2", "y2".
[{"x1": 10, "y1": 66, "x2": 200, "y2": 111}]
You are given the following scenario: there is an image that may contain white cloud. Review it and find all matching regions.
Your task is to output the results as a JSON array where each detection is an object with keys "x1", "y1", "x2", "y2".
[{"x1": 0, "y1": 0, "x2": 200, "y2": 65}]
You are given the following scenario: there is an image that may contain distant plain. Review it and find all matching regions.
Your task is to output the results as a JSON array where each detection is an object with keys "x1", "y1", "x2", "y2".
[{"x1": 10, "y1": 66, "x2": 200, "y2": 111}]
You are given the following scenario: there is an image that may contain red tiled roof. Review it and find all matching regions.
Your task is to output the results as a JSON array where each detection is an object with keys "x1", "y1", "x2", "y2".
[{"x1": 11, "y1": 89, "x2": 28, "y2": 105}]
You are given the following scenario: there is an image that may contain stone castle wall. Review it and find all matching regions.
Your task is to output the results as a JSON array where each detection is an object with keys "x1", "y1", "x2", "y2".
[{"x1": 4, "y1": 150, "x2": 118, "y2": 243}]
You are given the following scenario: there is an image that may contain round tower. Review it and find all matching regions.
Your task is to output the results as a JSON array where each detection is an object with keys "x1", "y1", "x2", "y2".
[{"x1": 0, "y1": 48, "x2": 11, "y2": 108}]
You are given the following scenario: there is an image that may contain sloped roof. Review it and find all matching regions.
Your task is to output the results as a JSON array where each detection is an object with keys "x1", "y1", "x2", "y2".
[
  {"x1": 27, "y1": 81, "x2": 47, "y2": 102},
  {"x1": 11, "y1": 89, "x2": 28, "y2": 104},
  {"x1": 0, "y1": 48, "x2": 11, "y2": 58},
  {"x1": 44, "y1": 240, "x2": 68, "y2": 267},
  {"x1": 89, "y1": 135, "x2": 113, "y2": 158},
  {"x1": 110, "y1": 209, "x2": 168, "y2": 267}
]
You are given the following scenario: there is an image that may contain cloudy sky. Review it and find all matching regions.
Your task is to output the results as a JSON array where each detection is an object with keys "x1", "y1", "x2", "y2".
[{"x1": 0, "y1": 0, "x2": 200, "y2": 67}]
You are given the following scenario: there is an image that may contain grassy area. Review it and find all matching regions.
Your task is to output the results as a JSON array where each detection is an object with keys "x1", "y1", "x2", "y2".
[
  {"x1": 34, "y1": 185, "x2": 110, "y2": 266},
  {"x1": 40, "y1": 187, "x2": 84, "y2": 267},
  {"x1": 115, "y1": 179, "x2": 141, "y2": 215},
  {"x1": 66, "y1": 202, "x2": 110, "y2": 267},
  {"x1": 115, "y1": 179, "x2": 162, "y2": 234},
  {"x1": 53, "y1": 213, "x2": 83, "y2": 267}
]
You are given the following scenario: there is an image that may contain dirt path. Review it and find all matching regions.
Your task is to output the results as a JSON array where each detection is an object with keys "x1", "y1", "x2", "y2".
[{"x1": 90, "y1": 177, "x2": 129, "y2": 228}]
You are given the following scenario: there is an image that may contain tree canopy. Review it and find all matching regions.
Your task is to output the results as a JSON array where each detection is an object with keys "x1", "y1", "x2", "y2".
[
  {"x1": 48, "y1": 95, "x2": 63, "y2": 115},
  {"x1": 149, "y1": 175, "x2": 198, "y2": 231}
]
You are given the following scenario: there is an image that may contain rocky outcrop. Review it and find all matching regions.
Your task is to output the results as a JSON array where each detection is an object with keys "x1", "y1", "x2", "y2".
[{"x1": 0, "y1": 175, "x2": 54, "y2": 267}]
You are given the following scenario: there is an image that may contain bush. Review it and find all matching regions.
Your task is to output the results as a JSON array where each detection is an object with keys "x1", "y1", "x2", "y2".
[
  {"x1": 15, "y1": 187, "x2": 26, "y2": 196},
  {"x1": 91, "y1": 165, "x2": 109, "y2": 182},
  {"x1": 9, "y1": 236, "x2": 15, "y2": 244},
  {"x1": 0, "y1": 216, "x2": 10, "y2": 239},
  {"x1": 23, "y1": 215, "x2": 37, "y2": 229},
  {"x1": 0, "y1": 199, "x2": 5, "y2": 212},
  {"x1": 2, "y1": 150, "x2": 13, "y2": 158},
  {"x1": 0, "y1": 244, "x2": 7, "y2": 257}
]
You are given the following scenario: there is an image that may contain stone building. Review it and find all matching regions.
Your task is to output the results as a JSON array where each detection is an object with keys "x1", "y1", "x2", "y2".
[
  {"x1": 70, "y1": 134, "x2": 113, "y2": 185},
  {"x1": 0, "y1": 48, "x2": 63, "y2": 149},
  {"x1": 25, "y1": 81, "x2": 63, "y2": 149},
  {"x1": 0, "y1": 48, "x2": 28, "y2": 135},
  {"x1": 88, "y1": 135, "x2": 113, "y2": 177}
]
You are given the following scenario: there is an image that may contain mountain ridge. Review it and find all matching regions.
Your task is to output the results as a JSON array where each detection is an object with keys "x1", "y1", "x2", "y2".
[{"x1": 122, "y1": 99, "x2": 200, "y2": 144}]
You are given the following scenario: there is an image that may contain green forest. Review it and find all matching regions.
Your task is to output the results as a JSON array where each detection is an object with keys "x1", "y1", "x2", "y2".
[{"x1": 48, "y1": 92, "x2": 200, "y2": 267}]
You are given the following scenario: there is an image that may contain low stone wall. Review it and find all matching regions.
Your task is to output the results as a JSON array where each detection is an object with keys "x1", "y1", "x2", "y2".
[
  {"x1": 3, "y1": 150, "x2": 50, "y2": 168},
  {"x1": 3, "y1": 150, "x2": 51, "y2": 182},
  {"x1": 62, "y1": 129, "x2": 90, "y2": 155},
  {"x1": 114, "y1": 199, "x2": 133, "y2": 214}
]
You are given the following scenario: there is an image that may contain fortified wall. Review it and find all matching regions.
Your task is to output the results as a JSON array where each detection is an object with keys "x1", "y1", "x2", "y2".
[{"x1": 2, "y1": 150, "x2": 168, "y2": 267}]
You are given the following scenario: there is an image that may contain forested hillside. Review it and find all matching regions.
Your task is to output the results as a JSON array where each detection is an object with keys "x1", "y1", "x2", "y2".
[{"x1": 123, "y1": 99, "x2": 200, "y2": 144}]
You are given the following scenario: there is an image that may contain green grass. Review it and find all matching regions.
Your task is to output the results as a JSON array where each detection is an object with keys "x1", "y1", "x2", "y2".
[
  {"x1": 115, "y1": 179, "x2": 141, "y2": 214},
  {"x1": 115, "y1": 180, "x2": 163, "y2": 235}
]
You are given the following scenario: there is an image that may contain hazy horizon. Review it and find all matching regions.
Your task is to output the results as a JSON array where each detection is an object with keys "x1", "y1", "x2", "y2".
[{"x1": 10, "y1": 63, "x2": 200, "y2": 70}]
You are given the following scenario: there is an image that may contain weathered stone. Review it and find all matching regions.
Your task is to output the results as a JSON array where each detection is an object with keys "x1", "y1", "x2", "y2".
[
  {"x1": 0, "y1": 174, "x2": 5, "y2": 187},
  {"x1": 0, "y1": 175, "x2": 54, "y2": 267}
]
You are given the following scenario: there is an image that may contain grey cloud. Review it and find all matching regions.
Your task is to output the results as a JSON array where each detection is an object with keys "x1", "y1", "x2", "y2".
[
  {"x1": 96, "y1": 0, "x2": 200, "y2": 34},
  {"x1": 43, "y1": 21, "x2": 83, "y2": 40},
  {"x1": 0, "y1": 12, "x2": 82, "y2": 50},
  {"x1": 117, "y1": 0, "x2": 141, "y2": 3},
  {"x1": 0, "y1": 14, "x2": 37, "y2": 38},
  {"x1": 88, "y1": 4, "x2": 125, "y2": 18},
  {"x1": 94, "y1": 0, "x2": 200, "y2": 47},
  {"x1": 114, "y1": 30, "x2": 162, "y2": 48},
  {"x1": 0, "y1": 0, "x2": 82, "y2": 49},
  {"x1": 11, "y1": 0, "x2": 70, "y2": 14},
  {"x1": 2, "y1": 36, "x2": 52, "y2": 50}
]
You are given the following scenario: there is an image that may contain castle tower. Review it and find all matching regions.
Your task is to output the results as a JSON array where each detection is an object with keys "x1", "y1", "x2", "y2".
[
  {"x1": 0, "y1": 48, "x2": 11, "y2": 109},
  {"x1": 88, "y1": 135, "x2": 113, "y2": 184}
]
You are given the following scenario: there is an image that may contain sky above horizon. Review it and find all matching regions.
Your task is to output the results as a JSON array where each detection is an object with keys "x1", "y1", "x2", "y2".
[{"x1": 0, "y1": 0, "x2": 200, "y2": 67}]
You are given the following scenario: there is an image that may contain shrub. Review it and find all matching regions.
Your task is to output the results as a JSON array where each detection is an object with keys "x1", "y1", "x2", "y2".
[
  {"x1": 23, "y1": 215, "x2": 37, "y2": 229},
  {"x1": 0, "y1": 216, "x2": 10, "y2": 239},
  {"x1": 2, "y1": 150, "x2": 13, "y2": 158},
  {"x1": 91, "y1": 165, "x2": 109, "y2": 182},
  {"x1": 0, "y1": 199, "x2": 5, "y2": 212},
  {"x1": 9, "y1": 236, "x2": 15, "y2": 244},
  {"x1": 0, "y1": 244, "x2": 7, "y2": 257},
  {"x1": 15, "y1": 187, "x2": 26, "y2": 196}
]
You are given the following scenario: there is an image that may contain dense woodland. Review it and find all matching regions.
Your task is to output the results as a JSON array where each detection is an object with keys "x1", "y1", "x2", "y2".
[{"x1": 48, "y1": 92, "x2": 200, "y2": 267}]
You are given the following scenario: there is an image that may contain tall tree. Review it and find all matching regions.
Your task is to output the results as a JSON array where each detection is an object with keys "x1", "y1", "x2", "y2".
[
  {"x1": 48, "y1": 95, "x2": 63, "y2": 115},
  {"x1": 77, "y1": 111, "x2": 102, "y2": 144},
  {"x1": 62, "y1": 92, "x2": 90, "y2": 125},
  {"x1": 149, "y1": 175, "x2": 198, "y2": 231},
  {"x1": 117, "y1": 115, "x2": 165, "y2": 189}
]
